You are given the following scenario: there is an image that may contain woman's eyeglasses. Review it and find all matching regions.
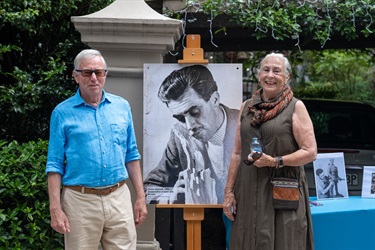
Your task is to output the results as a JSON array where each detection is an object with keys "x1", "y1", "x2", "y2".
[{"x1": 75, "y1": 69, "x2": 107, "y2": 77}]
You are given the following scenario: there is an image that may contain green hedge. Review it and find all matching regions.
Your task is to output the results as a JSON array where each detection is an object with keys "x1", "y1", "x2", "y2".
[{"x1": 0, "y1": 140, "x2": 63, "y2": 249}]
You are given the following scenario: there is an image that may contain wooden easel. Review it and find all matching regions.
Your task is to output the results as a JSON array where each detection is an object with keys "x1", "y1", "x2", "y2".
[
  {"x1": 156, "y1": 35, "x2": 220, "y2": 250},
  {"x1": 156, "y1": 204, "x2": 222, "y2": 250},
  {"x1": 178, "y1": 34, "x2": 209, "y2": 64}
]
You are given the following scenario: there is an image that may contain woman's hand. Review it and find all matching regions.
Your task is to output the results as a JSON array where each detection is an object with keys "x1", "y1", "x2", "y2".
[
  {"x1": 223, "y1": 191, "x2": 236, "y2": 221},
  {"x1": 250, "y1": 152, "x2": 276, "y2": 168}
]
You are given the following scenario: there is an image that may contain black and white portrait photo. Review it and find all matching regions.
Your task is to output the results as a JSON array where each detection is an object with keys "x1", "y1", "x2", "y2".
[
  {"x1": 143, "y1": 64, "x2": 242, "y2": 204},
  {"x1": 361, "y1": 166, "x2": 375, "y2": 198},
  {"x1": 313, "y1": 152, "x2": 348, "y2": 200}
]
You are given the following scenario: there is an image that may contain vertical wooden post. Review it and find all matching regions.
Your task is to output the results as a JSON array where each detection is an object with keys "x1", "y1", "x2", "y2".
[
  {"x1": 157, "y1": 36, "x2": 212, "y2": 250},
  {"x1": 183, "y1": 207, "x2": 204, "y2": 250},
  {"x1": 178, "y1": 35, "x2": 207, "y2": 249},
  {"x1": 178, "y1": 34, "x2": 208, "y2": 64},
  {"x1": 156, "y1": 204, "x2": 223, "y2": 250}
]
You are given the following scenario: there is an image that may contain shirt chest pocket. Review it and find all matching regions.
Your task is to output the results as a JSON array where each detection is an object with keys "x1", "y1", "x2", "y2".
[{"x1": 111, "y1": 124, "x2": 128, "y2": 146}]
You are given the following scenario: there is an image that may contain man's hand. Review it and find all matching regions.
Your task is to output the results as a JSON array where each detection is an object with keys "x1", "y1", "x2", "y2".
[
  {"x1": 50, "y1": 208, "x2": 70, "y2": 234},
  {"x1": 186, "y1": 168, "x2": 217, "y2": 204},
  {"x1": 169, "y1": 170, "x2": 187, "y2": 203},
  {"x1": 134, "y1": 198, "x2": 147, "y2": 226},
  {"x1": 170, "y1": 169, "x2": 218, "y2": 204}
]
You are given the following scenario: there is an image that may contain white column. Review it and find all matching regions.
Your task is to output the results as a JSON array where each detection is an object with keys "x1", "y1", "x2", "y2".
[{"x1": 72, "y1": 0, "x2": 183, "y2": 248}]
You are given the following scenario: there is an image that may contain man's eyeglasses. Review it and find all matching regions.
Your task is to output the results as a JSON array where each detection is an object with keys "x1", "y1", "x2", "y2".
[{"x1": 75, "y1": 69, "x2": 107, "y2": 77}]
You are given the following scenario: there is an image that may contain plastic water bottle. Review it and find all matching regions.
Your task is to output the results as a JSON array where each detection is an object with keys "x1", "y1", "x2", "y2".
[{"x1": 250, "y1": 137, "x2": 263, "y2": 160}]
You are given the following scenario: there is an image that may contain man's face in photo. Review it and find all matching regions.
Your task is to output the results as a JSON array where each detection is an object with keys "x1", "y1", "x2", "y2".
[{"x1": 167, "y1": 87, "x2": 220, "y2": 142}]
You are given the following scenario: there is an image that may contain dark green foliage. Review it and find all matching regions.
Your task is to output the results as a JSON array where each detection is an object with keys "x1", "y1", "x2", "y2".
[
  {"x1": 0, "y1": 140, "x2": 63, "y2": 249},
  {"x1": 199, "y1": 0, "x2": 375, "y2": 47},
  {"x1": 291, "y1": 49, "x2": 375, "y2": 105},
  {"x1": 0, "y1": 1, "x2": 115, "y2": 248},
  {"x1": 239, "y1": 49, "x2": 374, "y2": 105},
  {"x1": 0, "y1": 0, "x2": 115, "y2": 142},
  {"x1": 293, "y1": 82, "x2": 339, "y2": 99}
]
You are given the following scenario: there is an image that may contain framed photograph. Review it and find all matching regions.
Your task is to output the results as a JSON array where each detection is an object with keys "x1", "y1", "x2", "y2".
[
  {"x1": 313, "y1": 152, "x2": 349, "y2": 200},
  {"x1": 361, "y1": 166, "x2": 375, "y2": 198},
  {"x1": 142, "y1": 63, "x2": 242, "y2": 204}
]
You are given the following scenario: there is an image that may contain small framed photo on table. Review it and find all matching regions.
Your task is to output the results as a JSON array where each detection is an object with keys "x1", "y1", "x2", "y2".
[
  {"x1": 313, "y1": 152, "x2": 349, "y2": 200},
  {"x1": 361, "y1": 166, "x2": 375, "y2": 198}
]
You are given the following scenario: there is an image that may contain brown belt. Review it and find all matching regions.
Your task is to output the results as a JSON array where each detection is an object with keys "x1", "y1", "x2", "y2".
[{"x1": 64, "y1": 180, "x2": 126, "y2": 196}]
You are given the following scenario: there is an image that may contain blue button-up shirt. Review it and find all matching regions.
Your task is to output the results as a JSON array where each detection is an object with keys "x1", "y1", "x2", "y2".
[{"x1": 46, "y1": 89, "x2": 140, "y2": 187}]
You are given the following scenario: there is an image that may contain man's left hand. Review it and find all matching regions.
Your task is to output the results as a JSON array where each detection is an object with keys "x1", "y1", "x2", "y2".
[
  {"x1": 185, "y1": 168, "x2": 218, "y2": 204},
  {"x1": 134, "y1": 198, "x2": 147, "y2": 226}
]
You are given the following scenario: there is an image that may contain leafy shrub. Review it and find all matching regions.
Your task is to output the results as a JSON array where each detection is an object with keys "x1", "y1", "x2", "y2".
[
  {"x1": 293, "y1": 81, "x2": 339, "y2": 99},
  {"x1": 0, "y1": 0, "x2": 115, "y2": 143},
  {"x1": 0, "y1": 140, "x2": 63, "y2": 249}
]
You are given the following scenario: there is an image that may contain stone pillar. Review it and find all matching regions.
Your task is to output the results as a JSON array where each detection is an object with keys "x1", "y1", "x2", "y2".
[{"x1": 71, "y1": 0, "x2": 182, "y2": 249}]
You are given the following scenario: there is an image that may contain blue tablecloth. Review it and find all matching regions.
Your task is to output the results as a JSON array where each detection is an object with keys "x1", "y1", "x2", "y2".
[{"x1": 310, "y1": 196, "x2": 375, "y2": 250}]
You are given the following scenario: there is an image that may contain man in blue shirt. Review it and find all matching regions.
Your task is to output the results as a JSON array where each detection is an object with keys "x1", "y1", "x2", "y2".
[{"x1": 46, "y1": 49, "x2": 147, "y2": 249}]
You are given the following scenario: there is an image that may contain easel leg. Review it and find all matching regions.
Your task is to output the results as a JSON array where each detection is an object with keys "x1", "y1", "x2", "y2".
[{"x1": 184, "y1": 208, "x2": 204, "y2": 250}]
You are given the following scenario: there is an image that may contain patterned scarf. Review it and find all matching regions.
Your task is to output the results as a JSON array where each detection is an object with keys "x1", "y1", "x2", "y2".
[{"x1": 247, "y1": 84, "x2": 293, "y2": 127}]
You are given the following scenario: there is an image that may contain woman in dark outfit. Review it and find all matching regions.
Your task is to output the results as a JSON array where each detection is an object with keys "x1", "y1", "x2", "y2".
[{"x1": 223, "y1": 53, "x2": 317, "y2": 250}]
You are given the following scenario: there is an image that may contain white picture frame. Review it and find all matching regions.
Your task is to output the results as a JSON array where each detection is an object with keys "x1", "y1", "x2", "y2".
[
  {"x1": 313, "y1": 152, "x2": 349, "y2": 200},
  {"x1": 361, "y1": 166, "x2": 375, "y2": 198}
]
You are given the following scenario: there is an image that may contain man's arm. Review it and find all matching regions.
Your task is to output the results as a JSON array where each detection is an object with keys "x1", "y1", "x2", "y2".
[
  {"x1": 126, "y1": 160, "x2": 147, "y2": 225},
  {"x1": 47, "y1": 172, "x2": 70, "y2": 234},
  {"x1": 317, "y1": 177, "x2": 334, "y2": 194}
]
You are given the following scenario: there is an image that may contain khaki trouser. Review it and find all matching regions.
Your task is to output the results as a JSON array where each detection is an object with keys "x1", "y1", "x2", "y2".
[{"x1": 62, "y1": 184, "x2": 136, "y2": 250}]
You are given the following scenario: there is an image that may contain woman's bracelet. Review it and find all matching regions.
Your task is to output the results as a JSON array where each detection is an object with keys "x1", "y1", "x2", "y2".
[
  {"x1": 275, "y1": 156, "x2": 284, "y2": 169},
  {"x1": 274, "y1": 157, "x2": 279, "y2": 168}
]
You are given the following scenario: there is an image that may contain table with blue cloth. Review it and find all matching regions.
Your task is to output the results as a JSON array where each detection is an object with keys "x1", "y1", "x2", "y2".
[{"x1": 310, "y1": 196, "x2": 375, "y2": 250}]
